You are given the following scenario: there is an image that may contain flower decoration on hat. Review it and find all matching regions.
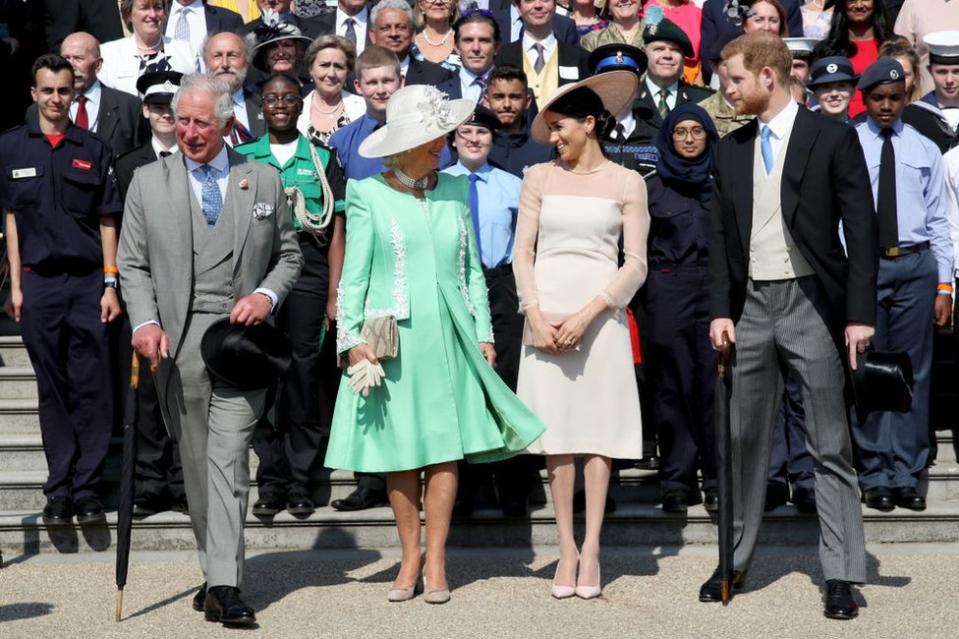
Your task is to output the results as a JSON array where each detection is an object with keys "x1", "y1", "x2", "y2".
[
  {"x1": 645, "y1": 4, "x2": 663, "y2": 34},
  {"x1": 417, "y1": 86, "x2": 458, "y2": 130},
  {"x1": 722, "y1": 0, "x2": 748, "y2": 27}
]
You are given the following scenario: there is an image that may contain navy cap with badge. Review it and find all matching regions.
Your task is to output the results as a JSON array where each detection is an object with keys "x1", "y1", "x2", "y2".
[
  {"x1": 588, "y1": 44, "x2": 648, "y2": 77},
  {"x1": 461, "y1": 105, "x2": 501, "y2": 132},
  {"x1": 924, "y1": 30, "x2": 959, "y2": 65},
  {"x1": 136, "y1": 71, "x2": 183, "y2": 105},
  {"x1": 857, "y1": 58, "x2": 906, "y2": 92},
  {"x1": 807, "y1": 56, "x2": 858, "y2": 88}
]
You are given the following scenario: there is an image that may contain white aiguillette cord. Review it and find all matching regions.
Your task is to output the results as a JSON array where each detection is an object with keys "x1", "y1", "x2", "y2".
[{"x1": 286, "y1": 142, "x2": 336, "y2": 242}]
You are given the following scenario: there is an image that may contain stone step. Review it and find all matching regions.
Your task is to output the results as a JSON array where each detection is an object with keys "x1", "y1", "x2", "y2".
[
  {"x1": 0, "y1": 367, "x2": 37, "y2": 399},
  {"x1": 0, "y1": 335, "x2": 29, "y2": 367},
  {"x1": 2, "y1": 501, "x2": 958, "y2": 556},
  {"x1": 0, "y1": 398, "x2": 40, "y2": 433}
]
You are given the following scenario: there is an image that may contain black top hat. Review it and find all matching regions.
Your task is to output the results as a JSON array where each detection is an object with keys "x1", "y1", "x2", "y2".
[
  {"x1": 200, "y1": 318, "x2": 292, "y2": 390},
  {"x1": 588, "y1": 44, "x2": 648, "y2": 77},
  {"x1": 850, "y1": 351, "x2": 914, "y2": 423}
]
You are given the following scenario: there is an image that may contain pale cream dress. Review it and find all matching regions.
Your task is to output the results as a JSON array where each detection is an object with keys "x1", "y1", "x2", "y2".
[{"x1": 514, "y1": 160, "x2": 649, "y2": 458}]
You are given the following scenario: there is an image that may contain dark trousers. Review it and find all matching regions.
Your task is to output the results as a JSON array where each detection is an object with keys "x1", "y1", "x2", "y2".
[
  {"x1": 852, "y1": 250, "x2": 937, "y2": 490},
  {"x1": 20, "y1": 268, "x2": 112, "y2": 500},
  {"x1": 768, "y1": 373, "x2": 815, "y2": 492},
  {"x1": 645, "y1": 267, "x2": 718, "y2": 494},
  {"x1": 255, "y1": 235, "x2": 338, "y2": 494}
]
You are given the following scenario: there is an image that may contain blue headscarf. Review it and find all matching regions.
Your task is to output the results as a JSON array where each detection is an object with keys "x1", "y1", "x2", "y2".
[{"x1": 655, "y1": 103, "x2": 718, "y2": 203}]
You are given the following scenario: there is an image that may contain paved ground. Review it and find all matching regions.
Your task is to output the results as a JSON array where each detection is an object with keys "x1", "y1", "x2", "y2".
[{"x1": 1, "y1": 544, "x2": 957, "y2": 639}]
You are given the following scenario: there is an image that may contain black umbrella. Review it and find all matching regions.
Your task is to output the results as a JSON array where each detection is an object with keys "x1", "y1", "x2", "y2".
[
  {"x1": 115, "y1": 353, "x2": 140, "y2": 622},
  {"x1": 715, "y1": 333, "x2": 734, "y2": 606}
]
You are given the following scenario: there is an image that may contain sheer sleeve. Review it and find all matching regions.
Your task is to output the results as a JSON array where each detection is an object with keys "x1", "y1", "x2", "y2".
[
  {"x1": 601, "y1": 170, "x2": 649, "y2": 307},
  {"x1": 512, "y1": 162, "x2": 547, "y2": 313}
]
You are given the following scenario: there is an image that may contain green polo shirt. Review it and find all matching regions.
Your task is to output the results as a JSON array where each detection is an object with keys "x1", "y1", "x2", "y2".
[{"x1": 235, "y1": 133, "x2": 346, "y2": 232}]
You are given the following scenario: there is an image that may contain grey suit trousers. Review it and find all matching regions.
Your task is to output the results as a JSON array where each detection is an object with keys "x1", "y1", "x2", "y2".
[
  {"x1": 166, "y1": 312, "x2": 265, "y2": 588},
  {"x1": 729, "y1": 277, "x2": 866, "y2": 583}
]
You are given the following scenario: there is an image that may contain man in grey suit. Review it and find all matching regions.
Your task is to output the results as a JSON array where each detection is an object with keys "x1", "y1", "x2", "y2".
[{"x1": 117, "y1": 73, "x2": 302, "y2": 626}]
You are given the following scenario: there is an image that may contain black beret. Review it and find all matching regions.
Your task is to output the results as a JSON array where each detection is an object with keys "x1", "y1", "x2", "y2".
[
  {"x1": 642, "y1": 18, "x2": 694, "y2": 59},
  {"x1": 857, "y1": 58, "x2": 906, "y2": 92}
]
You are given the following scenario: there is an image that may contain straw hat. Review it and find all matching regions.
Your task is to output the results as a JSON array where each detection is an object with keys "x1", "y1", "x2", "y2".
[
  {"x1": 358, "y1": 85, "x2": 475, "y2": 158},
  {"x1": 530, "y1": 70, "x2": 640, "y2": 145}
]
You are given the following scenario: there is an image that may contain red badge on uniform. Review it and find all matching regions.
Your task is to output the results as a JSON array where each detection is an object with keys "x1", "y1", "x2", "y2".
[{"x1": 72, "y1": 159, "x2": 93, "y2": 171}]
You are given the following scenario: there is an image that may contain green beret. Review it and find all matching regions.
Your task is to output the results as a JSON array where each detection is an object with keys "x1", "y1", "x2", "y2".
[{"x1": 642, "y1": 18, "x2": 694, "y2": 59}]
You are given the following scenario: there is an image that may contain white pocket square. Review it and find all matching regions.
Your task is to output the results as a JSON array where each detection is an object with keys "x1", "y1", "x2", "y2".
[{"x1": 252, "y1": 202, "x2": 274, "y2": 219}]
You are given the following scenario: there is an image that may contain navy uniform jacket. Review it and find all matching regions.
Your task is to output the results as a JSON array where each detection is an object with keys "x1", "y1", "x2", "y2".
[
  {"x1": 0, "y1": 120, "x2": 121, "y2": 270},
  {"x1": 603, "y1": 116, "x2": 659, "y2": 177},
  {"x1": 646, "y1": 174, "x2": 711, "y2": 269},
  {"x1": 488, "y1": 126, "x2": 553, "y2": 179}
]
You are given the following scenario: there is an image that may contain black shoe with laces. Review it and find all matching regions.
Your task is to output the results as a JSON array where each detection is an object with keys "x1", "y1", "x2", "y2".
[
  {"x1": 823, "y1": 579, "x2": 858, "y2": 620},
  {"x1": 699, "y1": 568, "x2": 747, "y2": 603},
  {"x1": 42, "y1": 496, "x2": 73, "y2": 525},
  {"x1": 286, "y1": 485, "x2": 316, "y2": 518},
  {"x1": 74, "y1": 496, "x2": 105, "y2": 524},
  {"x1": 204, "y1": 586, "x2": 256, "y2": 626},
  {"x1": 192, "y1": 582, "x2": 207, "y2": 612}
]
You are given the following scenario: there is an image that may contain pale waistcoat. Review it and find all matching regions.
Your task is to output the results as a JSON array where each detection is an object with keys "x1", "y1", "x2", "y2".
[
  {"x1": 523, "y1": 46, "x2": 560, "y2": 107},
  {"x1": 748, "y1": 125, "x2": 814, "y2": 280},
  {"x1": 190, "y1": 187, "x2": 236, "y2": 314}
]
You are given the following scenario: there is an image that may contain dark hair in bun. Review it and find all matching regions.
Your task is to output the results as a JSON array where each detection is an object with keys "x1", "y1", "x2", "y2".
[{"x1": 546, "y1": 86, "x2": 616, "y2": 139}]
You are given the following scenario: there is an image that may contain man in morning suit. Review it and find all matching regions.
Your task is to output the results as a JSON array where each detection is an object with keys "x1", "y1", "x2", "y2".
[
  {"x1": 702, "y1": 32, "x2": 877, "y2": 620},
  {"x1": 368, "y1": 0, "x2": 453, "y2": 87},
  {"x1": 26, "y1": 32, "x2": 141, "y2": 158},
  {"x1": 117, "y1": 73, "x2": 302, "y2": 626}
]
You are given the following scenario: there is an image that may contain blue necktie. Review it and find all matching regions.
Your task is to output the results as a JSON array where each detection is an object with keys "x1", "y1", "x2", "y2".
[
  {"x1": 199, "y1": 164, "x2": 223, "y2": 227},
  {"x1": 760, "y1": 125, "x2": 774, "y2": 175},
  {"x1": 174, "y1": 8, "x2": 191, "y2": 42},
  {"x1": 468, "y1": 173, "x2": 483, "y2": 268}
]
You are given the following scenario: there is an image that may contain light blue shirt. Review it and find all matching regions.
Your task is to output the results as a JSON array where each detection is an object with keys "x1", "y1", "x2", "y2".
[
  {"x1": 856, "y1": 117, "x2": 953, "y2": 283},
  {"x1": 443, "y1": 161, "x2": 522, "y2": 269}
]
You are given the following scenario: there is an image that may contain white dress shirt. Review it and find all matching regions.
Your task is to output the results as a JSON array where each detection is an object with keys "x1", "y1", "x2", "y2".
[
  {"x1": 165, "y1": 0, "x2": 205, "y2": 68},
  {"x1": 232, "y1": 89, "x2": 251, "y2": 132},
  {"x1": 458, "y1": 66, "x2": 490, "y2": 103},
  {"x1": 336, "y1": 7, "x2": 369, "y2": 55},
  {"x1": 70, "y1": 80, "x2": 102, "y2": 132},
  {"x1": 399, "y1": 54, "x2": 411, "y2": 79},
  {"x1": 644, "y1": 76, "x2": 679, "y2": 112},
  {"x1": 510, "y1": 6, "x2": 523, "y2": 42},
  {"x1": 522, "y1": 31, "x2": 557, "y2": 68},
  {"x1": 757, "y1": 98, "x2": 800, "y2": 164},
  {"x1": 150, "y1": 136, "x2": 177, "y2": 158}
]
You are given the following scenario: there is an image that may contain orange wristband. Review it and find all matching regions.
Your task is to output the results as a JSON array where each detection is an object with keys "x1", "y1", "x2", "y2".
[{"x1": 104, "y1": 265, "x2": 119, "y2": 275}]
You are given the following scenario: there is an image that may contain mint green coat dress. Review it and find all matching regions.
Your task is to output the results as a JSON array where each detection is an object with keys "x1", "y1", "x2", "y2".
[{"x1": 324, "y1": 173, "x2": 546, "y2": 473}]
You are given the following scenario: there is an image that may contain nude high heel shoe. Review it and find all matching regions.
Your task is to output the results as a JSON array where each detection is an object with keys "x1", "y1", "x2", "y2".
[
  {"x1": 575, "y1": 562, "x2": 601, "y2": 599},
  {"x1": 387, "y1": 581, "x2": 423, "y2": 602},
  {"x1": 551, "y1": 553, "x2": 578, "y2": 599},
  {"x1": 423, "y1": 576, "x2": 451, "y2": 604}
]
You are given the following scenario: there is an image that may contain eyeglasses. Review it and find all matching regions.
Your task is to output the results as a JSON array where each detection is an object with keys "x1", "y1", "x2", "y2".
[
  {"x1": 262, "y1": 94, "x2": 302, "y2": 107},
  {"x1": 672, "y1": 126, "x2": 706, "y2": 140}
]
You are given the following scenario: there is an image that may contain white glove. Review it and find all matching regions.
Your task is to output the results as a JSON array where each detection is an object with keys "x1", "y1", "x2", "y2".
[{"x1": 347, "y1": 360, "x2": 386, "y2": 396}]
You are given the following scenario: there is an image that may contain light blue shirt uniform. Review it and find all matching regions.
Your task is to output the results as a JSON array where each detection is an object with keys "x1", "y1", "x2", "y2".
[
  {"x1": 856, "y1": 117, "x2": 953, "y2": 283},
  {"x1": 443, "y1": 161, "x2": 522, "y2": 269}
]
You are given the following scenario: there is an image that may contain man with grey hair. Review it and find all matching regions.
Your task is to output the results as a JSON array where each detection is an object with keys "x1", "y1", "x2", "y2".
[
  {"x1": 368, "y1": 0, "x2": 453, "y2": 86},
  {"x1": 118, "y1": 72, "x2": 302, "y2": 626},
  {"x1": 203, "y1": 31, "x2": 265, "y2": 144}
]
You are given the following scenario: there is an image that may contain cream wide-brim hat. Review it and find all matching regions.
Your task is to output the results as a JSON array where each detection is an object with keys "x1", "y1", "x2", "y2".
[
  {"x1": 530, "y1": 70, "x2": 640, "y2": 145},
  {"x1": 358, "y1": 85, "x2": 476, "y2": 159}
]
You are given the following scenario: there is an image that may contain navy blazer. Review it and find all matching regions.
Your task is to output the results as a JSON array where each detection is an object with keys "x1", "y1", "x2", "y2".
[
  {"x1": 435, "y1": 75, "x2": 463, "y2": 100},
  {"x1": 46, "y1": 0, "x2": 125, "y2": 51},
  {"x1": 700, "y1": 0, "x2": 803, "y2": 76},
  {"x1": 202, "y1": 3, "x2": 244, "y2": 34}
]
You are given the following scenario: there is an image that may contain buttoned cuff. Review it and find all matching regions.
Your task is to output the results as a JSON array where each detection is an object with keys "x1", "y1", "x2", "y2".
[
  {"x1": 132, "y1": 320, "x2": 160, "y2": 334},
  {"x1": 254, "y1": 287, "x2": 278, "y2": 311}
]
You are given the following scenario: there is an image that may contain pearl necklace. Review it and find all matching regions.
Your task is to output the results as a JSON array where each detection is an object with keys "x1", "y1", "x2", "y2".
[
  {"x1": 421, "y1": 29, "x2": 452, "y2": 47},
  {"x1": 312, "y1": 98, "x2": 343, "y2": 116},
  {"x1": 394, "y1": 167, "x2": 432, "y2": 190}
]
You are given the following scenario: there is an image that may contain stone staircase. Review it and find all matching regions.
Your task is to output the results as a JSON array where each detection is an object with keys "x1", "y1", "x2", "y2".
[{"x1": 2, "y1": 334, "x2": 959, "y2": 559}]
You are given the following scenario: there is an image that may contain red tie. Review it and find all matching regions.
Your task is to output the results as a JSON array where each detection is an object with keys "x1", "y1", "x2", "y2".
[{"x1": 75, "y1": 95, "x2": 89, "y2": 130}]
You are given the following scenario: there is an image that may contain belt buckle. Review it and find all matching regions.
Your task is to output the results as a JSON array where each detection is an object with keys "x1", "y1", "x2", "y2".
[{"x1": 885, "y1": 246, "x2": 900, "y2": 258}]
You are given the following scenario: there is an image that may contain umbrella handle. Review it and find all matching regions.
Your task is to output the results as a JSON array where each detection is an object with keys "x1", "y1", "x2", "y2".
[
  {"x1": 130, "y1": 352, "x2": 140, "y2": 390},
  {"x1": 718, "y1": 331, "x2": 733, "y2": 380}
]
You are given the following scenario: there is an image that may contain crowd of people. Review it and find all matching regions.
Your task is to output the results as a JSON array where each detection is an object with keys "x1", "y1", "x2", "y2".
[{"x1": 1, "y1": 0, "x2": 959, "y2": 627}]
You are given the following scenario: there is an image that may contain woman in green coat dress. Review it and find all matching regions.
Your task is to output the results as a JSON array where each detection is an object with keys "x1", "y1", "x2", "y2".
[{"x1": 325, "y1": 85, "x2": 545, "y2": 604}]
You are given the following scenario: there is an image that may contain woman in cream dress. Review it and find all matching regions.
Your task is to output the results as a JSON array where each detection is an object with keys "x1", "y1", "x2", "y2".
[{"x1": 514, "y1": 70, "x2": 649, "y2": 600}]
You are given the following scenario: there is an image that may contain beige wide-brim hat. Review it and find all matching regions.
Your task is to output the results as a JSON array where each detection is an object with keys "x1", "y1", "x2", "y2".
[
  {"x1": 530, "y1": 70, "x2": 640, "y2": 145},
  {"x1": 358, "y1": 85, "x2": 476, "y2": 158}
]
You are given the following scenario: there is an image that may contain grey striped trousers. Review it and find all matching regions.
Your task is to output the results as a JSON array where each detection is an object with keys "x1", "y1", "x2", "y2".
[{"x1": 727, "y1": 277, "x2": 866, "y2": 583}]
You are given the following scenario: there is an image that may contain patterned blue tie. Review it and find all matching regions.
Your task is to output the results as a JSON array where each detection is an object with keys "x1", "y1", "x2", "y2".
[
  {"x1": 468, "y1": 173, "x2": 483, "y2": 268},
  {"x1": 199, "y1": 164, "x2": 223, "y2": 227},
  {"x1": 174, "y1": 8, "x2": 191, "y2": 43},
  {"x1": 760, "y1": 125, "x2": 774, "y2": 175}
]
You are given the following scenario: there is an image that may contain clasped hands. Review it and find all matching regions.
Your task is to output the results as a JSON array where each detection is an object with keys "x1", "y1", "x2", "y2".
[{"x1": 526, "y1": 308, "x2": 594, "y2": 354}]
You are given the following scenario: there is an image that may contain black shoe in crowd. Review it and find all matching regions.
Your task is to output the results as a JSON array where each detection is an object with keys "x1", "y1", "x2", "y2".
[
  {"x1": 699, "y1": 569, "x2": 747, "y2": 602},
  {"x1": 286, "y1": 486, "x2": 316, "y2": 518},
  {"x1": 703, "y1": 488, "x2": 719, "y2": 513},
  {"x1": 823, "y1": 579, "x2": 858, "y2": 620},
  {"x1": 170, "y1": 496, "x2": 189, "y2": 514},
  {"x1": 331, "y1": 487, "x2": 388, "y2": 511},
  {"x1": 662, "y1": 490, "x2": 689, "y2": 514},
  {"x1": 763, "y1": 485, "x2": 789, "y2": 512},
  {"x1": 192, "y1": 582, "x2": 207, "y2": 611},
  {"x1": 132, "y1": 494, "x2": 164, "y2": 519},
  {"x1": 791, "y1": 487, "x2": 817, "y2": 514},
  {"x1": 892, "y1": 486, "x2": 925, "y2": 511},
  {"x1": 635, "y1": 455, "x2": 660, "y2": 471},
  {"x1": 74, "y1": 496, "x2": 105, "y2": 524},
  {"x1": 252, "y1": 491, "x2": 286, "y2": 517},
  {"x1": 42, "y1": 496, "x2": 73, "y2": 525},
  {"x1": 204, "y1": 586, "x2": 255, "y2": 626},
  {"x1": 862, "y1": 487, "x2": 895, "y2": 512}
]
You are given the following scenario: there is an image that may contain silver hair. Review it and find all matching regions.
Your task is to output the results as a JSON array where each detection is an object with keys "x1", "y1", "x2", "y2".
[
  {"x1": 370, "y1": 0, "x2": 414, "y2": 27},
  {"x1": 171, "y1": 73, "x2": 235, "y2": 128}
]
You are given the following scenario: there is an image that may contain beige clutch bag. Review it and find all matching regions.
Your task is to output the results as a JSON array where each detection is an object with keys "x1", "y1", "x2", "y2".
[{"x1": 360, "y1": 316, "x2": 398, "y2": 360}]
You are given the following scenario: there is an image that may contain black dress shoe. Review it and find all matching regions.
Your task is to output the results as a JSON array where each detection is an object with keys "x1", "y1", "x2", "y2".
[
  {"x1": 892, "y1": 486, "x2": 926, "y2": 511},
  {"x1": 699, "y1": 568, "x2": 747, "y2": 602},
  {"x1": 662, "y1": 489, "x2": 689, "y2": 514},
  {"x1": 74, "y1": 496, "x2": 105, "y2": 524},
  {"x1": 170, "y1": 496, "x2": 189, "y2": 514},
  {"x1": 703, "y1": 488, "x2": 719, "y2": 513},
  {"x1": 863, "y1": 487, "x2": 895, "y2": 512},
  {"x1": 635, "y1": 455, "x2": 660, "y2": 471},
  {"x1": 192, "y1": 582, "x2": 207, "y2": 612},
  {"x1": 331, "y1": 487, "x2": 388, "y2": 511},
  {"x1": 764, "y1": 485, "x2": 789, "y2": 512},
  {"x1": 286, "y1": 486, "x2": 316, "y2": 518},
  {"x1": 252, "y1": 491, "x2": 286, "y2": 517},
  {"x1": 204, "y1": 586, "x2": 255, "y2": 626},
  {"x1": 132, "y1": 494, "x2": 165, "y2": 519},
  {"x1": 791, "y1": 487, "x2": 817, "y2": 514},
  {"x1": 823, "y1": 579, "x2": 858, "y2": 620},
  {"x1": 42, "y1": 496, "x2": 73, "y2": 525}
]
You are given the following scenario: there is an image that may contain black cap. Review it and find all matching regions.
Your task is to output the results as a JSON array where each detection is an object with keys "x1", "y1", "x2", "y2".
[
  {"x1": 462, "y1": 105, "x2": 500, "y2": 131},
  {"x1": 643, "y1": 18, "x2": 694, "y2": 59},
  {"x1": 587, "y1": 44, "x2": 648, "y2": 77},
  {"x1": 200, "y1": 319, "x2": 293, "y2": 390},
  {"x1": 857, "y1": 58, "x2": 906, "y2": 91},
  {"x1": 136, "y1": 70, "x2": 183, "y2": 105},
  {"x1": 807, "y1": 56, "x2": 858, "y2": 88}
]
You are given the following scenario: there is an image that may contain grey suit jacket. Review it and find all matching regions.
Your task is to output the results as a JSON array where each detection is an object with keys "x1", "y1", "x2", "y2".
[{"x1": 117, "y1": 148, "x2": 303, "y2": 393}]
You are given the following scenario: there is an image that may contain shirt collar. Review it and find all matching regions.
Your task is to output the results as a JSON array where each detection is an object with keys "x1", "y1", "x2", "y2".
[
  {"x1": 645, "y1": 76, "x2": 678, "y2": 98},
  {"x1": 81, "y1": 79, "x2": 102, "y2": 104},
  {"x1": 459, "y1": 65, "x2": 487, "y2": 86},
  {"x1": 171, "y1": 0, "x2": 203, "y2": 14},
  {"x1": 337, "y1": 7, "x2": 368, "y2": 27},
  {"x1": 185, "y1": 144, "x2": 230, "y2": 175},
  {"x1": 523, "y1": 31, "x2": 556, "y2": 52},
  {"x1": 232, "y1": 89, "x2": 245, "y2": 107},
  {"x1": 865, "y1": 115, "x2": 904, "y2": 139},
  {"x1": 759, "y1": 98, "x2": 799, "y2": 140},
  {"x1": 151, "y1": 136, "x2": 177, "y2": 157}
]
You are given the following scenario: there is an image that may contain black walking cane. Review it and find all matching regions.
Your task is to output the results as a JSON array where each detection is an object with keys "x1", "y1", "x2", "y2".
[
  {"x1": 115, "y1": 353, "x2": 140, "y2": 622},
  {"x1": 716, "y1": 331, "x2": 734, "y2": 606}
]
